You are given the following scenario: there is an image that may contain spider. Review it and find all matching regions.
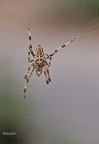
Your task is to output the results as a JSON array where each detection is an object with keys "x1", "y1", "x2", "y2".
[{"x1": 23, "y1": 25, "x2": 78, "y2": 98}]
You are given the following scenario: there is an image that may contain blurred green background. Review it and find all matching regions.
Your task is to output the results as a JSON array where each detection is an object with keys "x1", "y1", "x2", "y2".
[{"x1": 0, "y1": 0, "x2": 99, "y2": 144}]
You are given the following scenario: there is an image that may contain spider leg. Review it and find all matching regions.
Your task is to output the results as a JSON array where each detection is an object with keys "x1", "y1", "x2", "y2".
[
  {"x1": 27, "y1": 66, "x2": 35, "y2": 79},
  {"x1": 28, "y1": 25, "x2": 35, "y2": 59},
  {"x1": 44, "y1": 69, "x2": 49, "y2": 84},
  {"x1": 28, "y1": 48, "x2": 34, "y2": 63},
  {"x1": 24, "y1": 65, "x2": 31, "y2": 79},
  {"x1": 49, "y1": 35, "x2": 78, "y2": 57},
  {"x1": 46, "y1": 68, "x2": 51, "y2": 82},
  {"x1": 23, "y1": 78, "x2": 29, "y2": 99},
  {"x1": 43, "y1": 65, "x2": 51, "y2": 84},
  {"x1": 45, "y1": 54, "x2": 52, "y2": 67},
  {"x1": 23, "y1": 66, "x2": 35, "y2": 98}
]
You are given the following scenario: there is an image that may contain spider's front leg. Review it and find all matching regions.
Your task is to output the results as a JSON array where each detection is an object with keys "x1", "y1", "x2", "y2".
[
  {"x1": 49, "y1": 36, "x2": 78, "y2": 57},
  {"x1": 23, "y1": 25, "x2": 36, "y2": 98},
  {"x1": 28, "y1": 44, "x2": 34, "y2": 63},
  {"x1": 24, "y1": 44, "x2": 34, "y2": 81},
  {"x1": 28, "y1": 25, "x2": 35, "y2": 62}
]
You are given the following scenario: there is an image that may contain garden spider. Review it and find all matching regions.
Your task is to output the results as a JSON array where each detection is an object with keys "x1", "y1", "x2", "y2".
[{"x1": 23, "y1": 25, "x2": 78, "y2": 98}]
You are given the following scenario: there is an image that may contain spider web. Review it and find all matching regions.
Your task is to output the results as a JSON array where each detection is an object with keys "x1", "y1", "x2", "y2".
[
  {"x1": 17, "y1": 0, "x2": 99, "y2": 143},
  {"x1": 0, "y1": 0, "x2": 98, "y2": 144}
]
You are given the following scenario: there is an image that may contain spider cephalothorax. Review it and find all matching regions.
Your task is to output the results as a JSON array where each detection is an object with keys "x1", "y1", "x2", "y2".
[
  {"x1": 34, "y1": 45, "x2": 50, "y2": 76},
  {"x1": 23, "y1": 25, "x2": 77, "y2": 98}
]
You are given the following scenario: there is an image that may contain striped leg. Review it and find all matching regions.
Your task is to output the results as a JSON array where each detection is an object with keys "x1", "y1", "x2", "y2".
[
  {"x1": 28, "y1": 46, "x2": 34, "y2": 62},
  {"x1": 45, "y1": 54, "x2": 52, "y2": 67},
  {"x1": 43, "y1": 66, "x2": 51, "y2": 84},
  {"x1": 23, "y1": 66, "x2": 35, "y2": 98},
  {"x1": 23, "y1": 78, "x2": 29, "y2": 98},
  {"x1": 49, "y1": 36, "x2": 78, "y2": 57},
  {"x1": 28, "y1": 25, "x2": 35, "y2": 58},
  {"x1": 46, "y1": 68, "x2": 51, "y2": 82},
  {"x1": 27, "y1": 67, "x2": 35, "y2": 79},
  {"x1": 44, "y1": 70, "x2": 49, "y2": 84},
  {"x1": 24, "y1": 65, "x2": 31, "y2": 79}
]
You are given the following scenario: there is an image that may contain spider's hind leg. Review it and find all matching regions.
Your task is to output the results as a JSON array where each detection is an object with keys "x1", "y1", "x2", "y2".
[
  {"x1": 23, "y1": 66, "x2": 35, "y2": 98},
  {"x1": 24, "y1": 66, "x2": 31, "y2": 79},
  {"x1": 43, "y1": 65, "x2": 51, "y2": 84},
  {"x1": 47, "y1": 68, "x2": 51, "y2": 82},
  {"x1": 44, "y1": 70, "x2": 49, "y2": 84},
  {"x1": 23, "y1": 78, "x2": 29, "y2": 98}
]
